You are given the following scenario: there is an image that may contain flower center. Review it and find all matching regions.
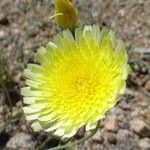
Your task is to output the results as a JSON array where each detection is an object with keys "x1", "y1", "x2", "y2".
[
  {"x1": 73, "y1": 76, "x2": 97, "y2": 99},
  {"x1": 75, "y1": 77, "x2": 89, "y2": 91}
]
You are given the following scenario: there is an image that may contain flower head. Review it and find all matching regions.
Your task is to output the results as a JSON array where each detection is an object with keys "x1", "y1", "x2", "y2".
[
  {"x1": 54, "y1": 0, "x2": 77, "y2": 31},
  {"x1": 21, "y1": 25, "x2": 130, "y2": 138}
]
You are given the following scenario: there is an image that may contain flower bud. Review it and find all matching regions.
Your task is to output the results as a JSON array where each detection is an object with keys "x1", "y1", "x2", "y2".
[{"x1": 54, "y1": 0, "x2": 77, "y2": 31}]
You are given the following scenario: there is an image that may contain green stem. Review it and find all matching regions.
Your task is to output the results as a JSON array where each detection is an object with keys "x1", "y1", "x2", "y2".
[
  {"x1": 37, "y1": 135, "x2": 53, "y2": 150},
  {"x1": 5, "y1": 113, "x2": 22, "y2": 127},
  {"x1": 46, "y1": 121, "x2": 100, "y2": 150},
  {"x1": 0, "y1": 79, "x2": 13, "y2": 110}
]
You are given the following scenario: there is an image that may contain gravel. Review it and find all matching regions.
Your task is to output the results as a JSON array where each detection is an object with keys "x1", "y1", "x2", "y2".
[
  {"x1": 6, "y1": 132, "x2": 36, "y2": 150},
  {"x1": 130, "y1": 118, "x2": 150, "y2": 138}
]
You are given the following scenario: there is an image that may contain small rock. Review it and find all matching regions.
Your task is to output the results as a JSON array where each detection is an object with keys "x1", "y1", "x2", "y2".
[
  {"x1": 14, "y1": 73, "x2": 23, "y2": 84},
  {"x1": 0, "y1": 30, "x2": 6, "y2": 39},
  {"x1": 118, "y1": 9, "x2": 125, "y2": 17},
  {"x1": 0, "y1": 106, "x2": 4, "y2": 114},
  {"x1": 117, "y1": 129, "x2": 130, "y2": 141},
  {"x1": 118, "y1": 120, "x2": 129, "y2": 129},
  {"x1": 6, "y1": 132, "x2": 36, "y2": 149},
  {"x1": 118, "y1": 100, "x2": 131, "y2": 110},
  {"x1": 138, "y1": 0, "x2": 144, "y2": 4},
  {"x1": 139, "y1": 138, "x2": 150, "y2": 150},
  {"x1": 130, "y1": 118, "x2": 150, "y2": 137},
  {"x1": 107, "y1": 133, "x2": 117, "y2": 144},
  {"x1": 92, "y1": 130, "x2": 104, "y2": 144},
  {"x1": 145, "y1": 80, "x2": 150, "y2": 92},
  {"x1": 0, "y1": 14, "x2": 9, "y2": 25},
  {"x1": 20, "y1": 124, "x2": 27, "y2": 131},
  {"x1": 12, "y1": 107, "x2": 19, "y2": 117},
  {"x1": 141, "y1": 67, "x2": 148, "y2": 74},
  {"x1": 104, "y1": 115, "x2": 118, "y2": 133},
  {"x1": 16, "y1": 101, "x2": 23, "y2": 108},
  {"x1": 90, "y1": 144, "x2": 102, "y2": 150}
]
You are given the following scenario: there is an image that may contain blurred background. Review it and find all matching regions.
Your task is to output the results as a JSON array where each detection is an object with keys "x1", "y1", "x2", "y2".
[{"x1": 0, "y1": 0, "x2": 150, "y2": 149}]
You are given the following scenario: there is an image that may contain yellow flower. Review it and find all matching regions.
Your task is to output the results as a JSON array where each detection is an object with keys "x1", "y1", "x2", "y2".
[
  {"x1": 54, "y1": 0, "x2": 77, "y2": 31},
  {"x1": 21, "y1": 25, "x2": 130, "y2": 138}
]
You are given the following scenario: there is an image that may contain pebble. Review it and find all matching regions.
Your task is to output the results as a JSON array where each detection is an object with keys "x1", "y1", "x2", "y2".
[
  {"x1": 0, "y1": 30, "x2": 6, "y2": 39},
  {"x1": 107, "y1": 133, "x2": 117, "y2": 144},
  {"x1": 92, "y1": 130, "x2": 104, "y2": 144},
  {"x1": 138, "y1": 0, "x2": 144, "y2": 4},
  {"x1": 141, "y1": 67, "x2": 148, "y2": 74},
  {"x1": 0, "y1": 14, "x2": 9, "y2": 25},
  {"x1": 118, "y1": 9, "x2": 125, "y2": 17},
  {"x1": 130, "y1": 118, "x2": 150, "y2": 137},
  {"x1": 16, "y1": 101, "x2": 23, "y2": 109},
  {"x1": 12, "y1": 107, "x2": 19, "y2": 117},
  {"x1": 139, "y1": 138, "x2": 150, "y2": 150},
  {"x1": 90, "y1": 144, "x2": 102, "y2": 150},
  {"x1": 104, "y1": 115, "x2": 119, "y2": 133},
  {"x1": 6, "y1": 132, "x2": 36, "y2": 149},
  {"x1": 0, "y1": 106, "x2": 4, "y2": 114},
  {"x1": 118, "y1": 101, "x2": 131, "y2": 110},
  {"x1": 145, "y1": 80, "x2": 150, "y2": 92},
  {"x1": 117, "y1": 129, "x2": 130, "y2": 141},
  {"x1": 20, "y1": 124, "x2": 27, "y2": 131},
  {"x1": 14, "y1": 73, "x2": 23, "y2": 85}
]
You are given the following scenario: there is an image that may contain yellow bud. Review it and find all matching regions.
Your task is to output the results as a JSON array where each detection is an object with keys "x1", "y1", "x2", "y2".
[{"x1": 54, "y1": 0, "x2": 77, "y2": 31}]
